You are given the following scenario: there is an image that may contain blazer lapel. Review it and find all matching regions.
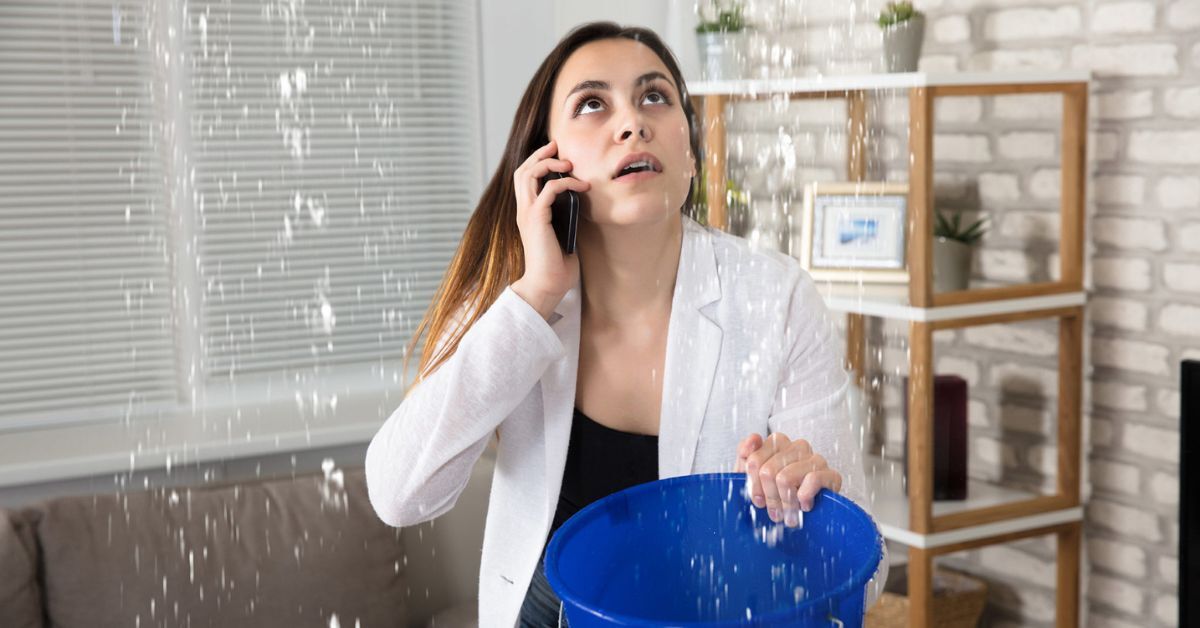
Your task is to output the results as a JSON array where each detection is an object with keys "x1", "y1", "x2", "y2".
[
  {"x1": 658, "y1": 217, "x2": 722, "y2": 478},
  {"x1": 541, "y1": 282, "x2": 580, "y2": 514}
]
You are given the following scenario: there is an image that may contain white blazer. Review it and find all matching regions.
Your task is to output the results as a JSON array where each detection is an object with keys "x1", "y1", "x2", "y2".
[{"x1": 365, "y1": 214, "x2": 884, "y2": 627}]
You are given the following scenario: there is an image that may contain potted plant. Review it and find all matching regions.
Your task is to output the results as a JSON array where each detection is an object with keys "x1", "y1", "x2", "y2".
[
  {"x1": 933, "y1": 210, "x2": 987, "y2": 293},
  {"x1": 695, "y1": 1, "x2": 746, "y2": 81},
  {"x1": 877, "y1": 1, "x2": 925, "y2": 73},
  {"x1": 691, "y1": 167, "x2": 750, "y2": 232}
]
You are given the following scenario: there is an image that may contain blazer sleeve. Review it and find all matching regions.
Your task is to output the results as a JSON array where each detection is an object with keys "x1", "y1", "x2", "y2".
[
  {"x1": 365, "y1": 285, "x2": 565, "y2": 528},
  {"x1": 765, "y1": 264, "x2": 889, "y2": 604}
]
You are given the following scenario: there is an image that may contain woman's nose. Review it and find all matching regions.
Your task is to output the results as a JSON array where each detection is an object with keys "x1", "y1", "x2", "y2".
[{"x1": 616, "y1": 112, "x2": 651, "y2": 142}]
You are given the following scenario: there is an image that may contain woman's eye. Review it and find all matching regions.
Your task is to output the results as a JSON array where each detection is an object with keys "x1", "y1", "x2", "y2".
[
  {"x1": 644, "y1": 90, "x2": 668, "y2": 105},
  {"x1": 574, "y1": 90, "x2": 672, "y2": 116},
  {"x1": 577, "y1": 98, "x2": 603, "y2": 115}
]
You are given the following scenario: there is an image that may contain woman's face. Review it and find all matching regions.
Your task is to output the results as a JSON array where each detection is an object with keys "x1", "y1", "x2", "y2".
[{"x1": 546, "y1": 38, "x2": 695, "y2": 227}]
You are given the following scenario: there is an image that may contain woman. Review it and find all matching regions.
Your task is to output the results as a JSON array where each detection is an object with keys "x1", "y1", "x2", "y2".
[{"x1": 365, "y1": 21, "x2": 881, "y2": 628}]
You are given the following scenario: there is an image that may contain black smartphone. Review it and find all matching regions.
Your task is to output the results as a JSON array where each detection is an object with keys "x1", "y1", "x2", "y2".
[{"x1": 538, "y1": 171, "x2": 579, "y2": 255}]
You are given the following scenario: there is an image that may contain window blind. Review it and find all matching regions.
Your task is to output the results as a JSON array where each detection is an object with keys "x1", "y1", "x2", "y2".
[
  {"x1": 0, "y1": 0, "x2": 481, "y2": 432},
  {"x1": 190, "y1": 0, "x2": 479, "y2": 384},
  {"x1": 0, "y1": 0, "x2": 177, "y2": 430}
]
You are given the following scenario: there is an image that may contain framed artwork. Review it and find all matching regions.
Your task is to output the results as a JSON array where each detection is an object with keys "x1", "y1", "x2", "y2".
[{"x1": 799, "y1": 182, "x2": 909, "y2": 283}]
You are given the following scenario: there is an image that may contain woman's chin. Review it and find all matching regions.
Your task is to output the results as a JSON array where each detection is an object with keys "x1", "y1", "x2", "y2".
[{"x1": 584, "y1": 201, "x2": 680, "y2": 227}]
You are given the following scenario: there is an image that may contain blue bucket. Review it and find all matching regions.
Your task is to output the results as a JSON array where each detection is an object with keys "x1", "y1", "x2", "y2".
[{"x1": 544, "y1": 473, "x2": 882, "y2": 627}]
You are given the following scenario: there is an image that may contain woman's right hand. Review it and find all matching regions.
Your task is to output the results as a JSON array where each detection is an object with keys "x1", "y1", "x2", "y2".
[{"x1": 510, "y1": 139, "x2": 590, "y2": 321}]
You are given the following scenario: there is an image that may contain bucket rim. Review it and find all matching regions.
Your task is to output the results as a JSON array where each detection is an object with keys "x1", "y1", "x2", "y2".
[{"x1": 543, "y1": 472, "x2": 884, "y2": 626}]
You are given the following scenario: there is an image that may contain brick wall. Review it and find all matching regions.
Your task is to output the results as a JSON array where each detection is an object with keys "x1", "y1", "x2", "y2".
[{"x1": 721, "y1": 1, "x2": 1192, "y2": 625}]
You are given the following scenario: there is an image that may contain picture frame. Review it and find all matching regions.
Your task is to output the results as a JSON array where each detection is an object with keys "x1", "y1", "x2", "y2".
[{"x1": 799, "y1": 181, "x2": 909, "y2": 283}]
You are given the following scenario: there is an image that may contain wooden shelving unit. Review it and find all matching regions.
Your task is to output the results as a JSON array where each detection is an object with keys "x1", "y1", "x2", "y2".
[{"x1": 691, "y1": 70, "x2": 1089, "y2": 627}]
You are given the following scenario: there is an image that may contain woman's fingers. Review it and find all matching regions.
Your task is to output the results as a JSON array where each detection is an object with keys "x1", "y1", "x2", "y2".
[
  {"x1": 743, "y1": 435, "x2": 842, "y2": 526},
  {"x1": 734, "y1": 433, "x2": 763, "y2": 473},
  {"x1": 797, "y1": 468, "x2": 842, "y2": 513},
  {"x1": 513, "y1": 140, "x2": 570, "y2": 209},
  {"x1": 746, "y1": 432, "x2": 789, "y2": 510},
  {"x1": 534, "y1": 175, "x2": 590, "y2": 207}
]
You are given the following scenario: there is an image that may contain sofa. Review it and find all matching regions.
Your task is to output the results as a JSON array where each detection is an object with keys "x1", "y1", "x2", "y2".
[{"x1": 0, "y1": 448, "x2": 496, "y2": 628}]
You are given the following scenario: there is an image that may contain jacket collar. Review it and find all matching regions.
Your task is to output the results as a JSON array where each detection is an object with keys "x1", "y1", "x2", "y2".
[{"x1": 540, "y1": 215, "x2": 724, "y2": 514}]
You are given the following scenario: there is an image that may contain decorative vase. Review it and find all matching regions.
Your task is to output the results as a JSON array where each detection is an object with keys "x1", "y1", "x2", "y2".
[
  {"x1": 881, "y1": 14, "x2": 925, "y2": 73},
  {"x1": 746, "y1": 199, "x2": 787, "y2": 252},
  {"x1": 696, "y1": 32, "x2": 744, "y2": 81},
  {"x1": 932, "y1": 236, "x2": 972, "y2": 293}
]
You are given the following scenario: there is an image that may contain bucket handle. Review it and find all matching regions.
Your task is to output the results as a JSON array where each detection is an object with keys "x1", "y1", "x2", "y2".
[{"x1": 826, "y1": 616, "x2": 844, "y2": 628}]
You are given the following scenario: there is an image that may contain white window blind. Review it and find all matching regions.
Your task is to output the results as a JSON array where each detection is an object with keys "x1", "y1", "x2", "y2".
[
  {"x1": 0, "y1": 0, "x2": 480, "y2": 433},
  {"x1": 191, "y1": 0, "x2": 478, "y2": 386},
  {"x1": 0, "y1": 0, "x2": 177, "y2": 431}
]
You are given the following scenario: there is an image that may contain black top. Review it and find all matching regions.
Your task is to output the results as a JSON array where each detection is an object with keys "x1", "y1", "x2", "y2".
[
  {"x1": 520, "y1": 407, "x2": 659, "y2": 626},
  {"x1": 546, "y1": 406, "x2": 660, "y2": 542}
]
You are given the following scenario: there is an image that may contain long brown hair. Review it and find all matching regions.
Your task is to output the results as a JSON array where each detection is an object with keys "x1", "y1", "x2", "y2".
[{"x1": 402, "y1": 22, "x2": 702, "y2": 397}]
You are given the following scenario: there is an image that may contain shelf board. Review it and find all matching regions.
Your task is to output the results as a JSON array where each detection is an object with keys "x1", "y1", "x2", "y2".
[
  {"x1": 815, "y1": 282, "x2": 1087, "y2": 322},
  {"x1": 689, "y1": 70, "x2": 1090, "y2": 96},
  {"x1": 866, "y1": 455, "x2": 1083, "y2": 550}
]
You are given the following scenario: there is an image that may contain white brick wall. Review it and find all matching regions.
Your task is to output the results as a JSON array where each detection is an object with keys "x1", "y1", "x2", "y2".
[
  {"x1": 1154, "y1": 594, "x2": 1179, "y2": 627},
  {"x1": 1164, "y1": 86, "x2": 1200, "y2": 118},
  {"x1": 1092, "y1": 380, "x2": 1148, "y2": 411},
  {"x1": 935, "y1": 133, "x2": 992, "y2": 162},
  {"x1": 1087, "y1": 574, "x2": 1146, "y2": 615},
  {"x1": 1094, "y1": 257, "x2": 1153, "y2": 291},
  {"x1": 1094, "y1": 174, "x2": 1146, "y2": 205},
  {"x1": 1088, "y1": 500, "x2": 1162, "y2": 542},
  {"x1": 1075, "y1": 43, "x2": 1181, "y2": 77},
  {"x1": 1029, "y1": 167, "x2": 1061, "y2": 200},
  {"x1": 1095, "y1": 90, "x2": 1154, "y2": 120},
  {"x1": 1155, "y1": 175, "x2": 1200, "y2": 208},
  {"x1": 963, "y1": 323, "x2": 1058, "y2": 356},
  {"x1": 1090, "y1": 297, "x2": 1149, "y2": 332},
  {"x1": 1159, "y1": 303, "x2": 1200, "y2": 336},
  {"x1": 984, "y1": 8, "x2": 1083, "y2": 41},
  {"x1": 1093, "y1": 337, "x2": 1171, "y2": 376},
  {"x1": 1122, "y1": 422, "x2": 1181, "y2": 464},
  {"x1": 978, "y1": 172, "x2": 1022, "y2": 203},
  {"x1": 1090, "y1": 460, "x2": 1141, "y2": 495},
  {"x1": 933, "y1": 15, "x2": 970, "y2": 44},
  {"x1": 1162, "y1": 262, "x2": 1200, "y2": 293},
  {"x1": 1129, "y1": 130, "x2": 1200, "y2": 164},
  {"x1": 1159, "y1": 556, "x2": 1179, "y2": 586},
  {"x1": 997, "y1": 131, "x2": 1057, "y2": 160},
  {"x1": 1094, "y1": 217, "x2": 1167, "y2": 251},
  {"x1": 1091, "y1": 2, "x2": 1157, "y2": 35},
  {"x1": 1150, "y1": 471, "x2": 1179, "y2": 507},
  {"x1": 1166, "y1": 0, "x2": 1200, "y2": 29}
]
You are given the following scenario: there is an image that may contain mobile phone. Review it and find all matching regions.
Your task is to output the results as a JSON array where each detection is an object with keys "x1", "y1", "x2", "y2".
[{"x1": 538, "y1": 171, "x2": 579, "y2": 255}]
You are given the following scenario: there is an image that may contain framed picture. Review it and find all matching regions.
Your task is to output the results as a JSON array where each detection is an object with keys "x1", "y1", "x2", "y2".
[{"x1": 799, "y1": 182, "x2": 909, "y2": 283}]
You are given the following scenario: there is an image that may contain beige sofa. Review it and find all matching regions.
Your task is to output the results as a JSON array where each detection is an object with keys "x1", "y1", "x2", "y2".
[{"x1": 0, "y1": 450, "x2": 495, "y2": 628}]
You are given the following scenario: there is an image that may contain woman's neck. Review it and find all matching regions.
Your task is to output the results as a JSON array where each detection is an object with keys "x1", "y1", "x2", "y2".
[{"x1": 576, "y1": 213, "x2": 683, "y2": 328}]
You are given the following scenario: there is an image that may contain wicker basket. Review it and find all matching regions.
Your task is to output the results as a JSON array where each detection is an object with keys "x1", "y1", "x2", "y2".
[{"x1": 865, "y1": 565, "x2": 988, "y2": 628}]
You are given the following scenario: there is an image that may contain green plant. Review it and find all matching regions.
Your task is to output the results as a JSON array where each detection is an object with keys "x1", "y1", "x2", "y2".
[
  {"x1": 695, "y1": 1, "x2": 745, "y2": 34},
  {"x1": 877, "y1": 1, "x2": 921, "y2": 28},
  {"x1": 691, "y1": 168, "x2": 749, "y2": 226},
  {"x1": 934, "y1": 210, "x2": 988, "y2": 245}
]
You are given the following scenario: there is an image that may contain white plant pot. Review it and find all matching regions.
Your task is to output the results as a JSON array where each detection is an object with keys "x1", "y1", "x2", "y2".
[
  {"x1": 881, "y1": 14, "x2": 925, "y2": 73},
  {"x1": 696, "y1": 32, "x2": 745, "y2": 81},
  {"x1": 933, "y1": 237, "x2": 972, "y2": 293}
]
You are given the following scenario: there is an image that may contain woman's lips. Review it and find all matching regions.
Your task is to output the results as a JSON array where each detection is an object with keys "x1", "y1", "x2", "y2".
[{"x1": 612, "y1": 170, "x2": 661, "y2": 183}]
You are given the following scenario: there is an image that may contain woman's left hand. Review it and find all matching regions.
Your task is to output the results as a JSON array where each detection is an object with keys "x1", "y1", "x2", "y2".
[{"x1": 735, "y1": 432, "x2": 843, "y2": 527}]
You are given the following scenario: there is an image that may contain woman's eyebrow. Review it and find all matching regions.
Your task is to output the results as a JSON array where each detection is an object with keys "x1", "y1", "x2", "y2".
[{"x1": 565, "y1": 71, "x2": 675, "y2": 102}]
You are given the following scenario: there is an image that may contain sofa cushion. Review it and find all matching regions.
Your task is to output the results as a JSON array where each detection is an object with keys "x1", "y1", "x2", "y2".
[
  {"x1": 35, "y1": 466, "x2": 407, "y2": 628},
  {"x1": 0, "y1": 508, "x2": 43, "y2": 628}
]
